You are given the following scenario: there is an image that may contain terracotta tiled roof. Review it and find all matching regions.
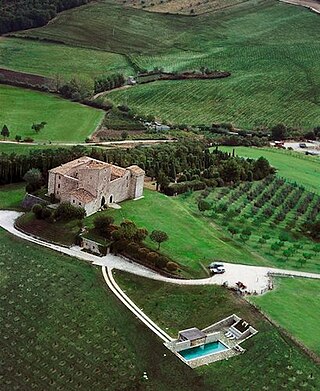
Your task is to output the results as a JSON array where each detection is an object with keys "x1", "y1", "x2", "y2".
[
  {"x1": 111, "y1": 165, "x2": 127, "y2": 178},
  {"x1": 50, "y1": 156, "x2": 110, "y2": 176},
  {"x1": 49, "y1": 156, "x2": 92, "y2": 175},
  {"x1": 70, "y1": 188, "x2": 95, "y2": 204},
  {"x1": 127, "y1": 165, "x2": 145, "y2": 175},
  {"x1": 86, "y1": 160, "x2": 110, "y2": 170}
]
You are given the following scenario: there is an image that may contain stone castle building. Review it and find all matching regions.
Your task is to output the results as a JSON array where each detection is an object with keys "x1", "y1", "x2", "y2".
[{"x1": 48, "y1": 156, "x2": 144, "y2": 216}]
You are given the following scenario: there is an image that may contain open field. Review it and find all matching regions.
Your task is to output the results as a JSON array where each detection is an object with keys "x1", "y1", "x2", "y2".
[
  {"x1": 0, "y1": 38, "x2": 133, "y2": 81},
  {"x1": 14, "y1": 0, "x2": 320, "y2": 129},
  {"x1": 0, "y1": 183, "x2": 25, "y2": 210},
  {"x1": 219, "y1": 146, "x2": 320, "y2": 194},
  {"x1": 0, "y1": 143, "x2": 63, "y2": 155},
  {"x1": 115, "y1": 270, "x2": 264, "y2": 337},
  {"x1": 0, "y1": 85, "x2": 104, "y2": 143},
  {"x1": 119, "y1": 0, "x2": 249, "y2": 15},
  {"x1": 251, "y1": 277, "x2": 320, "y2": 356},
  {"x1": 85, "y1": 189, "x2": 267, "y2": 275},
  {"x1": 2, "y1": 229, "x2": 319, "y2": 391}
]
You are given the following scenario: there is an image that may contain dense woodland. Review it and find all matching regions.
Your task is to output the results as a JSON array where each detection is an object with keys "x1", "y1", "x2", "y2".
[
  {"x1": 0, "y1": 141, "x2": 274, "y2": 187},
  {"x1": 0, "y1": 0, "x2": 91, "y2": 34}
]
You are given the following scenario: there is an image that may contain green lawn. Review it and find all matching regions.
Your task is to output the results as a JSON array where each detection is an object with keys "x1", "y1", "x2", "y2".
[
  {"x1": 0, "y1": 85, "x2": 104, "y2": 142},
  {"x1": 251, "y1": 277, "x2": 320, "y2": 356},
  {"x1": 0, "y1": 143, "x2": 63, "y2": 155},
  {"x1": 219, "y1": 146, "x2": 320, "y2": 194},
  {"x1": 0, "y1": 38, "x2": 133, "y2": 81},
  {"x1": 1, "y1": 228, "x2": 319, "y2": 390},
  {"x1": 0, "y1": 183, "x2": 25, "y2": 210},
  {"x1": 86, "y1": 187, "x2": 319, "y2": 274},
  {"x1": 114, "y1": 270, "x2": 263, "y2": 337},
  {"x1": 86, "y1": 189, "x2": 281, "y2": 275}
]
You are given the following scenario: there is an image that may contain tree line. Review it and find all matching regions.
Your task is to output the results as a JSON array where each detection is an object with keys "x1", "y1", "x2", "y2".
[
  {"x1": 0, "y1": 141, "x2": 274, "y2": 188},
  {"x1": 0, "y1": 0, "x2": 92, "y2": 34}
]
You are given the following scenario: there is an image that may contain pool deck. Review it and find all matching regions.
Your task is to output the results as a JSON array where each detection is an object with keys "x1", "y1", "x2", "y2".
[{"x1": 166, "y1": 329, "x2": 241, "y2": 368}]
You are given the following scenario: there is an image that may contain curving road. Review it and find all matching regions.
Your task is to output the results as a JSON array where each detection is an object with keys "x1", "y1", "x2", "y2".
[
  {"x1": 1, "y1": 209, "x2": 319, "y2": 341},
  {"x1": 0, "y1": 210, "x2": 319, "y2": 294}
]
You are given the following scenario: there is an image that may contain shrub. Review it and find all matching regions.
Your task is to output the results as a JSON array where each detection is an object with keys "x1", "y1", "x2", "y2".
[
  {"x1": 166, "y1": 261, "x2": 178, "y2": 272},
  {"x1": 32, "y1": 204, "x2": 43, "y2": 219},
  {"x1": 155, "y1": 255, "x2": 169, "y2": 269},
  {"x1": 147, "y1": 252, "x2": 159, "y2": 265},
  {"x1": 41, "y1": 207, "x2": 52, "y2": 220},
  {"x1": 54, "y1": 202, "x2": 86, "y2": 221},
  {"x1": 94, "y1": 214, "x2": 115, "y2": 236}
]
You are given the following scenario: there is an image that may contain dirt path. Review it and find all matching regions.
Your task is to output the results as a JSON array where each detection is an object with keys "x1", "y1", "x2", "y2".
[
  {"x1": 92, "y1": 85, "x2": 133, "y2": 100},
  {"x1": 0, "y1": 139, "x2": 176, "y2": 148},
  {"x1": 280, "y1": 0, "x2": 320, "y2": 13}
]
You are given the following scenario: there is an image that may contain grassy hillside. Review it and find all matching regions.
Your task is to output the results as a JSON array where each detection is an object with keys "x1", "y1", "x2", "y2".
[
  {"x1": 0, "y1": 183, "x2": 25, "y2": 210},
  {"x1": 13, "y1": 0, "x2": 320, "y2": 129},
  {"x1": 119, "y1": 0, "x2": 247, "y2": 15},
  {"x1": 1, "y1": 228, "x2": 319, "y2": 390},
  {"x1": 251, "y1": 277, "x2": 320, "y2": 356},
  {"x1": 85, "y1": 189, "x2": 267, "y2": 276},
  {"x1": 114, "y1": 271, "x2": 320, "y2": 390},
  {"x1": 197, "y1": 179, "x2": 320, "y2": 273},
  {"x1": 0, "y1": 85, "x2": 104, "y2": 143},
  {"x1": 0, "y1": 38, "x2": 133, "y2": 81},
  {"x1": 219, "y1": 146, "x2": 320, "y2": 194}
]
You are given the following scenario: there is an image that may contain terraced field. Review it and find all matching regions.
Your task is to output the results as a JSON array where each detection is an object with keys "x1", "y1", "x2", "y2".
[{"x1": 0, "y1": 85, "x2": 104, "y2": 143}]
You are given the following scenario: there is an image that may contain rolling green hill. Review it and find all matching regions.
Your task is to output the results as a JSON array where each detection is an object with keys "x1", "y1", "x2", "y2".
[
  {"x1": 0, "y1": 85, "x2": 104, "y2": 143},
  {"x1": 0, "y1": 38, "x2": 133, "y2": 82},
  {"x1": 7, "y1": 0, "x2": 320, "y2": 129},
  {"x1": 219, "y1": 146, "x2": 320, "y2": 194}
]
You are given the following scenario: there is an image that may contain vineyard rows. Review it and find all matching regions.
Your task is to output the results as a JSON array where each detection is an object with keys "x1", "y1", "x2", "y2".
[
  {"x1": 200, "y1": 176, "x2": 320, "y2": 271},
  {"x1": 0, "y1": 233, "x2": 141, "y2": 390}
]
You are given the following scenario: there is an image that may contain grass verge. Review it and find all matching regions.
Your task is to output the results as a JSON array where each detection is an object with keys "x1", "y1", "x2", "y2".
[{"x1": 250, "y1": 277, "x2": 320, "y2": 356}]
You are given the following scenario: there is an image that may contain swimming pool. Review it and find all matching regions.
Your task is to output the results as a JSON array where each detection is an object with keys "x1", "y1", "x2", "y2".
[{"x1": 178, "y1": 341, "x2": 229, "y2": 361}]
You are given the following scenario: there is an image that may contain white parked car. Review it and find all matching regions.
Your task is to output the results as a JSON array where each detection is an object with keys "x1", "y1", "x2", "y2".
[{"x1": 208, "y1": 262, "x2": 225, "y2": 274}]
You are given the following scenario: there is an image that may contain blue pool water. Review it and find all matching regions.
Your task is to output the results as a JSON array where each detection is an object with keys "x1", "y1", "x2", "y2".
[{"x1": 179, "y1": 341, "x2": 228, "y2": 361}]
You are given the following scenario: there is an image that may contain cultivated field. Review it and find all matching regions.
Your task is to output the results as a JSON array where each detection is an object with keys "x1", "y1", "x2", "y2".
[
  {"x1": 1, "y1": 227, "x2": 319, "y2": 390},
  {"x1": 197, "y1": 177, "x2": 320, "y2": 273},
  {"x1": 0, "y1": 38, "x2": 133, "y2": 81},
  {"x1": 0, "y1": 229, "x2": 214, "y2": 391},
  {"x1": 219, "y1": 146, "x2": 320, "y2": 194},
  {"x1": 119, "y1": 0, "x2": 249, "y2": 15},
  {"x1": 0, "y1": 85, "x2": 104, "y2": 143},
  {"x1": 251, "y1": 277, "x2": 320, "y2": 356},
  {"x1": 114, "y1": 271, "x2": 320, "y2": 389},
  {"x1": 13, "y1": 0, "x2": 320, "y2": 129}
]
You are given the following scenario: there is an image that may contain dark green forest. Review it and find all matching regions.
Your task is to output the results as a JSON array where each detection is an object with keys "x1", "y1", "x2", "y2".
[{"x1": 0, "y1": 0, "x2": 91, "y2": 34}]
